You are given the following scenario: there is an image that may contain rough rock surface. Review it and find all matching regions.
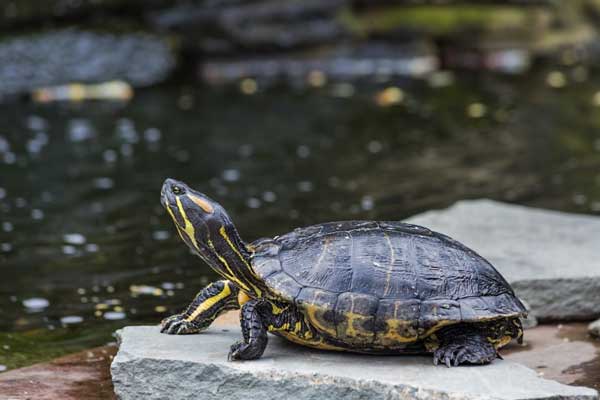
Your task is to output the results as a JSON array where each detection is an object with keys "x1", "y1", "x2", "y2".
[
  {"x1": 0, "y1": 29, "x2": 174, "y2": 96},
  {"x1": 111, "y1": 325, "x2": 598, "y2": 400},
  {"x1": 406, "y1": 200, "x2": 600, "y2": 321},
  {"x1": 590, "y1": 319, "x2": 600, "y2": 339}
]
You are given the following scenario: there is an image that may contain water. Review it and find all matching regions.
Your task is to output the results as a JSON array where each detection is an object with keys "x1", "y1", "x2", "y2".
[{"x1": 1, "y1": 65, "x2": 600, "y2": 370}]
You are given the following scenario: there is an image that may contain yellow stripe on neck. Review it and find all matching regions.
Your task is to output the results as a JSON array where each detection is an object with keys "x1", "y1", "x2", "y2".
[
  {"x1": 219, "y1": 225, "x2": 262, "y2": 297},
  {"x1": 206, "y1": 238, "x2": 251, "y2": 292}
]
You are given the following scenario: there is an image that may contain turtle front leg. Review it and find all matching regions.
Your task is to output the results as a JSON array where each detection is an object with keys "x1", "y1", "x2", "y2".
[
  {"x1": 161, "y1": 280, "x2": 240, "y2": 335},
  {"x1": 228, "y1": 298, "x2": 269, "y2": 361},
  {"x1": 432, "y1": 325, "x2": 499, "y2": 367},
  {"x1": 228, "y1": 300, "x2": 316, "y2": 361}
]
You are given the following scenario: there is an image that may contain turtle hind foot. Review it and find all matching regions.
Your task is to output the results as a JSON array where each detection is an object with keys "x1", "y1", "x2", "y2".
[{"x1": 432, "y1": 333, "x2": 499, "y2": 367}]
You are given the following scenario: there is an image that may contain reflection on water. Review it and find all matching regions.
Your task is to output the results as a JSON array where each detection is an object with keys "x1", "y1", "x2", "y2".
[{"x1": 1, "y1": 66, "x2": 600, "y2": 369}]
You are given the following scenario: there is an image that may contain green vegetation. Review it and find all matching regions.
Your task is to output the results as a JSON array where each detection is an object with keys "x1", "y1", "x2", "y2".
[
  {"x1": 0, "y1": 324, "x2": 120, "y2": 369},
  {"x1": 341, "y1": 5, "x2": 541, "y2": 36}
]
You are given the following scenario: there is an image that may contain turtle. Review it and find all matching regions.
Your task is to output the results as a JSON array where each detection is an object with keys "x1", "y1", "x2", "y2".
[{"x1": 159, "y1": 178, "x2": 527, "y2": 366}]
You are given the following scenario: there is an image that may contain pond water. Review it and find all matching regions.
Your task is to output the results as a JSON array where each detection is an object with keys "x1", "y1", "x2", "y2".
[{"x1": 1, "y1": 65, "x2": 600, "y2": 369}]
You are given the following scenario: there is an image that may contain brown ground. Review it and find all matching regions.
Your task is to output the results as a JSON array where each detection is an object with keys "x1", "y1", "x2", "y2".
[
  {"x1": 0, "y1": 345, "x2": 117, "y2": 400},
  {"x1": 0, "y1": 312, "x2": 598, "y2": 399},
  {"x1": 504, "y1": 323, "x2": 600, "y2": 391}
]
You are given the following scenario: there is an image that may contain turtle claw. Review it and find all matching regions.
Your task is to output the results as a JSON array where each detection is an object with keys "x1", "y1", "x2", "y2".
[
  {"x1": 454, "y1": 348, "x2": 467, "y2": 366},
  {"x1": 228, "y1": 340, "x2": 263, "y2": 361},
  {"x1": 228, "y1": 340, "x2": 244, "y2": 361},
  {"x1": 444, "y1": 356, "x2": 452, "y2": 368},
  {"x1": 433, "y1": 338, "x2": 497, "y2": 367},
  {"x1": 160, "y1": 314, "x2": 201, "y2": 335}
]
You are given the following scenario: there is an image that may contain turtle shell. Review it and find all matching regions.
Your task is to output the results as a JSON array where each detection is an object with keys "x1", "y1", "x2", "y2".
[{"x1": 251, "y1": 221, "x2": 526, "y2": 347}]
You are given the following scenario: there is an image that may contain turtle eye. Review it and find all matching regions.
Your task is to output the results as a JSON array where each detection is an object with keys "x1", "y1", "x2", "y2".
[{"x1": 172, "y1": 185, "x2": 183, "y2": 195}]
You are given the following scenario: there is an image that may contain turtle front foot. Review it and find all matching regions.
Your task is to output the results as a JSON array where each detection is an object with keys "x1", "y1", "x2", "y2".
[
  {"x1": 160, "y1": 314, "x2": 203, "y2": 335},
  {"x1": 227, "y1": 340, "x2": 266, "y2": 361},
  {"x1": 228, "y1": 299, "x2": 269, "y2": 361},
  {"x1": 433, "y1": 334, "x2": 499, "y2": 367}
]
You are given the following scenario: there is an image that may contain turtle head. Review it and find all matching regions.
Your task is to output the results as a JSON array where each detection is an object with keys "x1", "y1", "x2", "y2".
[
  {"x1": 161, "y1": 178, "x2": 229, "y2": 256},
  {"x1": 161, "y1": 178, "x2": 263, "y2": 296}
]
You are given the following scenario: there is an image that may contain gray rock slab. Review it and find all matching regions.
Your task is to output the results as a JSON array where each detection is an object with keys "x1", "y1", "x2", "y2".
[
  {"x1": 590, "y1": 319, "x2": 600, "y2": 339},
  {"x1": 111, "y1": 326, "x2": 598, "y2": 400},
  {"x1": 405, "y1": 200, "x2": 600, "y2": 321}
]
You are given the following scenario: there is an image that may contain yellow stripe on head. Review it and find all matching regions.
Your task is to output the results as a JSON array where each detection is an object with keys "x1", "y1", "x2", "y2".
[
  {"x1": 176, "y1": 196, "x2": 199, "y2": 250},
  {"x1": 187, "y1": 194, "x2": 214, "y2": 213},
  {"x1": 165, "y1": 202, "x2": 190, "y2": 245}
]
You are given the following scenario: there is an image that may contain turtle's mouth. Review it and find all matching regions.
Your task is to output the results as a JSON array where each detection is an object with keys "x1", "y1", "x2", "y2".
[
  {"x1": 160, "y1": 178, "x2": 179, "y2": 209},
  {"x1": 160, "y1": 178, "x2": 188, "y2": 229},
  {"x1": 160, "y1": 184, "x2": 169, "y2": 209}
]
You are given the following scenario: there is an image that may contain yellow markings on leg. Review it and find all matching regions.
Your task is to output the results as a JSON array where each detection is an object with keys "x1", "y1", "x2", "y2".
[
  {"x1": 293, "y1": 321, "x2": 303, "y2": 334},
  {"x1": 266, "y1": 314, "x2": 336, "y2": 350},
  {"x1": 238, "y1": 291, "x2": 252, "y2": 306},
  {"x1": 269, "y1": 322, "x2": 290, "y2": 331},
  {"x1": 270, "y1": 302, "x2": 288, "y2": 315},
  {"x1": 513, "y1": 318, "x2": 524, "y2": 342},
  {"x1": 186, "y1": 283, "x2": 232, "y2": 322},
  {"x1": 489, "y1": 335, "x2": 513, "y2": 349}
]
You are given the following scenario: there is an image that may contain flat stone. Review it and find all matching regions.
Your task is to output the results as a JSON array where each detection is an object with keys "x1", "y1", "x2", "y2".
[
  {"x1": 405, "y1": 199, "x2": 600, "y2": 321},
  {"x1": 111, "y1": 325, "x2": 598, "y2": 400},
  {"x1": 590, "y1": 320, "x2": 600, "y2": 339}
]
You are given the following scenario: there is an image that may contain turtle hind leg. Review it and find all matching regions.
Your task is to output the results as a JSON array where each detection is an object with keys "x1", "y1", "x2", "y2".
[{"x1": 432, "y1": 325, "x2": 498, "y2": 367}]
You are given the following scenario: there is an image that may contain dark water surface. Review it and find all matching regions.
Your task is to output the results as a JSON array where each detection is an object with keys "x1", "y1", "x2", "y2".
[{"x1": 1, "y1": 66, "x2": 600, "y2": 369}]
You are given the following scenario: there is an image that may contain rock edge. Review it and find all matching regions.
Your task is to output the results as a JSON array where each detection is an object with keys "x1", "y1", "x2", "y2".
[{"x1": 111, "y1": 326, "x2": 598, "y2": 400}]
